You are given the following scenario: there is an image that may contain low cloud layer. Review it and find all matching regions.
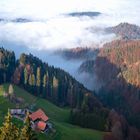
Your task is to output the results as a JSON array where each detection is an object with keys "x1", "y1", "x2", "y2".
[
  {"x1": 0, "y1": 0, "x2": 140, "y2": 90},
  {"x1": 0, "y1": 17, "x2": 116, "y2": 51},
  {"x1": 0, "y1": 0, "x2": 140, "y2": 51}
]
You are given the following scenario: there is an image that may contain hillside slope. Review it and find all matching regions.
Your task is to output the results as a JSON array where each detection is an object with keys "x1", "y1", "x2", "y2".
[
  {"x1": 0, "y1": 47, "x2": 110, "y2": 133},
  {"x1": 95, "y1": 40, "x2": 140, "y2": 130},
  {"x1": 78, "y1": 40, "x2": 140, "y2": 131},
  {"x1": 0, "y1": 84, "x2": 104, "y2": 140}
]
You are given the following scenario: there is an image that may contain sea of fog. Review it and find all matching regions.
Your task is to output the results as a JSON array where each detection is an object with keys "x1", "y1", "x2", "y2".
[{"x1": 0, "y1": 0, "x2": 140, "y2": 90}]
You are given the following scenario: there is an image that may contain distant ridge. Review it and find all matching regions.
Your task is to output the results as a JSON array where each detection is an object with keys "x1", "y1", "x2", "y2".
[
  {"x1": 0, "y1": 18, "x2": 32, "y2": 23},
  {"x1": 106, "y1": 22, "x2": 140, "y2": 40},
  {"x1": 66, "y1": 11, "x2": 101, "y2": 17}
]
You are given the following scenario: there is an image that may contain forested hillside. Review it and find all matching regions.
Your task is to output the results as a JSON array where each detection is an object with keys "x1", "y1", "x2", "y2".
[
  {"x1": 79, "y1": 60, "x2": 94, "y2": 73},
  {"x1": 0, "y1": 47, "x2": 102, "y2": 109},
  {"x1": 98, "y1": 40, "x2": 140, "y2": 88},
  {"x1": 77, "y1": 40, "x2": 140, "y2": 139},
  {"x1": 0, "y1": 47, "x2": 109, "y2": 132},
  {"x1": 94, "y1": 40, "x2": 140, "y2": 129},
  {"x1": 58, "y1": 47, "x2": 98, "y2": 60},
  {"x1": 79, "y1": 40, "x2": 140, "y2": 117},
  {"x1": 13, "y1": 53, "x2": 102, "y2": 109}
]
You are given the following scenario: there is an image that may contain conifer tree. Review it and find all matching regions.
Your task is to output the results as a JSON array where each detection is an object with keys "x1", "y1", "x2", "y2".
[
  {"x1": 31, "y1": 74, "x2": 36, "y2": 86},
  {"x1": 53, "y1": 76, "x2": 59, "y2": 102},
  {"x1": 81, "y1": 93, "x2": 89, "y2": 113},
  {"x1": 9, "y1": 84, "x2": 14, "y2": 96},
  {"x1": 46, "y1": 71, "x2": 50, "y2": 97},
  {"x1": 43, "y1": 74, "x2": 47, "y2": 97},
  {"x1": 53, "y1": 76, "x2": 58, "y2": 88},
  {"x1": 20, "y1": 53, "x2": 26, "y2": 65},
  {"x1": 12, "y1": 124, "x2": 19, "y2": 140},
  {"x1": 36, "y1": 67, "x2": 41, "y2": 94},
  {"x1": 32, "y1": 74, "x2": 36, "y2": 94},
  {"x1": 20, "y1": 112, "x2": 35, "y2": 140},
  {"x1": 28, "y1": 74, "x2": 36, "y2": 86},
  {"x1": 24, "y1": 67, "x2": 28, "y2": 85},
  {"x1": 0, "y1": 110, "x2": 19, "y2": 140},
  {"x1": 28, "y1": 74, "x2": 32, "y2": 86},
  {"x1": 36, "y1": 67, "x2": 41, "y2": 87},
  {"x1": 9, "y1": 84, "x2": 14, "y2": 100},
  {"x1": 28, "y1": 74, "x2": 36, "y2": 94},
  {"x1": 43, "y1": 74, "x2": 47, "y2": 88}
]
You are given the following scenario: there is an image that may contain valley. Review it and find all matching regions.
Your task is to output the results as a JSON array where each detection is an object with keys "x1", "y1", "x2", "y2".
[{"x1": 0, "y1": 1, "x2": 140, "y2": 139}]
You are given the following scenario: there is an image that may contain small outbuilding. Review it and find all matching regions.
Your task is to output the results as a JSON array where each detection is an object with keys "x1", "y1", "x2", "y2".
[
  {"x1": 10, "y1": 109, "x2": 26, "y2": 115},
  {"x1": 29, "y1": 109, "x2": 49, "y2": 132},
  {"x1": 36, "y1": 121, "x2": 49, "y2": 132}
]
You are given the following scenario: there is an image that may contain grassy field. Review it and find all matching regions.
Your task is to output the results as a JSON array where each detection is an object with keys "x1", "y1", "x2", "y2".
[{"x1": 0, "y1": 83, "x2": 104, "y2": 140}]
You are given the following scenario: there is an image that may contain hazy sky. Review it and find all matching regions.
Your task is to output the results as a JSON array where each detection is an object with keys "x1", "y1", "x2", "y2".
[
  {"x1": 0, "y1": 0, "x2": 124, "y2": 19},
  {"x1": 0, "y1": 0, "x2": 139, "y2": 21}
]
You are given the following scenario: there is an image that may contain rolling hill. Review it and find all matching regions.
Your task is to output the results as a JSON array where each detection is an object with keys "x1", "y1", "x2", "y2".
[{"x1": 0, "y1": 83, "x2": 104, "y2": 140}]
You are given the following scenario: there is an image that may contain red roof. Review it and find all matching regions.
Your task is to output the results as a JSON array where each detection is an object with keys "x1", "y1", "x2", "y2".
[
  {"x1": 36, "y1": 121, "x2": 47, "y2": 131},
  {"x1": 29, "y1": 109, "x2": 49, "y2": 122}
]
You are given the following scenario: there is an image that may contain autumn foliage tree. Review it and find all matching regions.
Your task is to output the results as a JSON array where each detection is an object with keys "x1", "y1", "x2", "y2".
[
  {"x1": 36, "y1": 67, "x2": 41, "y2": 95},
  {"x1": 0, "y1": 110, "x2": 19, "y2": 140},
  {"x1": 0, "y1": 111, "x2": 36, "y2": 140},
  {"x1": 20, "y1": 112, "x2": 35, "y2": 140}
]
